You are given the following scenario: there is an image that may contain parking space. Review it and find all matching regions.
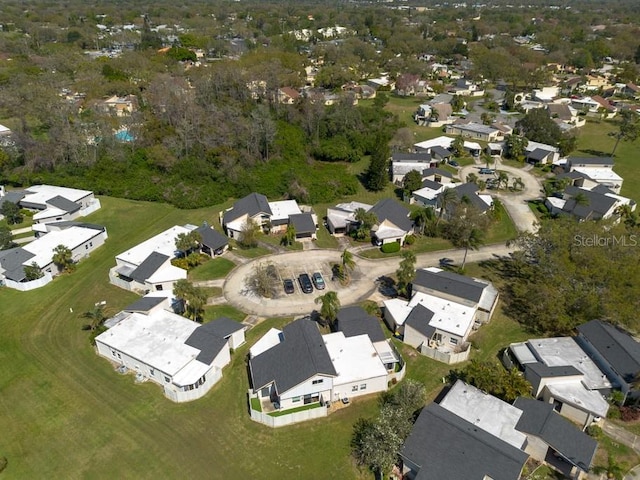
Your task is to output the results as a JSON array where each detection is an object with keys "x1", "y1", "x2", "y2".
[{"x1": 273, "y1": 260, "x2": 339, "y2": 298}]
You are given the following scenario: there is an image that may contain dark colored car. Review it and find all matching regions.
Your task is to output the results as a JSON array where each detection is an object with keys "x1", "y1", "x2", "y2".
[
  {"x1": 312, "y1": 272, "x2": 325, "y2": 290},
  {"x1": 283, "y1": 278, "x2": 295, "y2": 294},
  {"x1": 449, "y1": 160, "x2": 459, "y2": 167},
  {"x1": 299, "y1": 273, "x2": 313, "y2": 294}
]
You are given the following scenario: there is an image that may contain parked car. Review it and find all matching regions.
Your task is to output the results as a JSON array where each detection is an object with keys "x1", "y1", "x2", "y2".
[
  {"x1": 312, "y1": 272, "x2": 325, "y2": 290},
  {"x1": 479, "y1": 168, "x2": 495, "y2": 174},
  {"x1": 449, "y1": 160, "x2": 459, "y2": 167},
  {"x1": 298, "y1": 273, "x2": 313, "y2": 294},
  {"x1": 283, "y1": 278, "x2": 295, "y2": 294}
]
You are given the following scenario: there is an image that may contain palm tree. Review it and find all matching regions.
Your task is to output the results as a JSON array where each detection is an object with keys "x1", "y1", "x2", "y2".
[
  {"x1": 573, "y1": 192, "x2": 589, "y2": 206},
  {"x1": 52, "y1": 244, "x2": 74, "y2": 272},
  {"x1": 436, "y1": 188, "x2": 459, "y2": 227},
  {"x1": 341, "y1": 248, "x2": 356, "y2": 278},
  {"x1": 460, "y1": 228, "x2": 485, "y2": 269},
  {"x1": 315, "y1": 291, "x2": 340, "y2": 329},
  {"x1": 497, "y1": 171, "x2": 509, "y2": 190},
  {"x1": 81, "y1": 305, "x2": 107, "y2": 331}
]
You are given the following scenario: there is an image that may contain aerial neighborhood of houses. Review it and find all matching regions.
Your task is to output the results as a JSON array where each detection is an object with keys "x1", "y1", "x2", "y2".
[{"x1": 4, "y1": 22, "x2": 640, "y2": 478}]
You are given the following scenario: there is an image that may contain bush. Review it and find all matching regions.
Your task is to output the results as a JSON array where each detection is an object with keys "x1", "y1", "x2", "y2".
[
  {"x1": 586, "y1": 425, "x2": 603, "y2": 439},
  {"x1": 620, "y1": 406, "x2": 640, "y2": 422},
  {"x1": 0, "y1": 456, "x2": 6, "y2": 473},
  {"x1": 607, "y1": 407, "x2": 622, "y2": 420},
  {"x1": 381, "y1": 242, "x2": 401, "y2": 253},
  {"x1": 404, "y1": 234, "x2": 416, "y2": 245}
]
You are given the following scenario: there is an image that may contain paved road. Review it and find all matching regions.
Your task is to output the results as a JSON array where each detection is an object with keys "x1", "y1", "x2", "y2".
[
  {"x1": 458, "y1": 161, "x2": 542, "y2": 233},
  {"x1": 222, "y1": 244, "x2": 513, "y2": 317}
]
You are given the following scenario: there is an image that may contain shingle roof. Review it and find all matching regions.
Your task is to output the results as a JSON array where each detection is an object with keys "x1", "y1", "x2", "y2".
[
  {"x1": 223, "y1": 192, "x2": 272, "y2": 224},
  {"x1": 0, "y1": 247, "x2": 35, "y2": 282},
  {"x1": 404, "y1": 303, "x2": 436, "y2": 338},
  {"x1": 401, "y1": 403, "x2": 528, "y2": 480},
  {"x1": 422, "y1": 167, "x2": 453, "y2": 179},
  {"x1": 430, "y1": 145, "x2": 452, "y2": 158},
  {"x1": 547, "y1": 104, "x2": 573, "y2": 121},
  {"x1": 200, "y1": 317, "x2": 244, "y2": 339},
  {"x1": 450, "y1": 182, "x2": 490, "y2": 213},
  {"x1": 195, "y1": 225, "x2": 228, "y2": 251},
  {"x1": 420, "y1": 179, "x2": 443, "y2": 191},
  {"x1": 0, "y1": 191, "x2": 25, "y2": 209},
  {"x1": 249, "y1": 318, "x2": 337, "y2": 393},
  {"x1": 392, "y1": 152, "x2": 433, "y2": 163},
  {"x1": 184, "y1": 325, "x2": 228, "y2": 365},
  {"x1": 525, "y1": 362, "x2": 582, "y2": 379},
  {"x1": 336, "y1": 306, "x2": 386, "y2": 343},
  {"x1": 562, "y1": 186, "x2": 617, "y2": 220},
  {"x1": 577, "y1": 320, "x2": 640, "y2": 383},
  {"x1": 514, "y1": 397, "x2": 597, "y2": 471},
  {"x1": 528, "y1": 148, "x2": 554, "y2": 161},
  {"x1": 46, "y1": 195, "x2": 81, "y2": 213},
  {"x1": 129, "y1": 252, "x2": 170, "y2": 283},
  {"x1": 289, "y1": 213, "x2": 316, "y2": 234},
  {"x1": 124, "y1": 296, "x2": 166, "y2": 313},
  {"x1": 413, "y1": 268, "x2": 487, "y2": 303},
  {"x1": 369, "y1": 198, "x2": 413, "y2": 232}
]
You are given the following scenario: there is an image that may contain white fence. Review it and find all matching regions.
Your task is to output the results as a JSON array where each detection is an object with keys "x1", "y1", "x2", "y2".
[
  {"x1": 419, "y1": 343, "x2": 471, "y2": 364},
  {"x1": 387, "y1": 361, "x2": 407, "y2": 385},
  {"x1": 108, "y1": 267, "x2": 133, "y2": 291},
  {"x1": 3, "y1": 272, "x2": 53, "y2": 291},
  {"x1": 248, "y1": 393, "x2": 328, "y2": 428}
]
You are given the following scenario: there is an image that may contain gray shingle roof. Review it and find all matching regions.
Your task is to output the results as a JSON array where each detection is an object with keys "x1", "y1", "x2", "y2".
[
  {"x1": 0, "y1": 191, "x2": 25, "y2": 210},
  {"x1": 184, "y1": 325, "x2": 228, "y2": 365},
  {"x1": 514, "y1": 397, "x2": 597, "y2": 471},
  {"x1": 420, "y1": 179, "x2": 443, "y2": 190},
  {"x1": 392, "y1": 152, "x2": 433, "y2": 163},
  {"x1": 525, "y1": 362, "x2": 582, "y2": 379},
  {"x1": 577, "y1": 320, "x2": 640, "y2": 383},
  {"x1": 430, "y1": 145, "x2": 452, "y2": 158},
  {"x1": 336, "y1": 306, "x2": 386, "y2": 343},
  {"x1": 422, "y1": 167, "x2": 453, "y2": 179},
  {"x1": 46, "y1": 195, "x2": 81, "y2": 213},
  {"x1": 249, "y1": 318, "x2": 337, "y2": 393},
  {"x1": 0, "y1": 247, "x2": 35, "y2": 282},
  {"x1": 404, "y1": 303, "x2": 436, "y2": 338},
  {"x1": 195, "y1": 225, "x2": 228, "y2": 251},
  {"x1": 123, "y1": 296, "x2": 166, "y2": 313},
  {"x1": 450, "y1": 182, "x2": 490, "y2": 213},
  {"x1": 369, "y1": 198, "x2": 413, "y2": 232},
  {"x1": 200, "y1": 317, "x2": 244, "y2": 339},
  {"x1": 129, "y1": 252, "x2": 170, "y2": 283},
  {"x1": 562, "y1": 186, "x2": 617, "y2": 220},
  {"x1": 413, "y1": 268, "x2": 488, "y2": 303},
  {"x1": 223, "y1": 192, "x2": 272, "y2": 225},
  {"x1": 527, "y1": 148, "x2": 553, "y2": 161},
  {"x1": 401, "y1": 403, "x2": 528, "y2": 480},
  {"x1": 289, "y1": 213, "x2": 316, "y2": 234}
]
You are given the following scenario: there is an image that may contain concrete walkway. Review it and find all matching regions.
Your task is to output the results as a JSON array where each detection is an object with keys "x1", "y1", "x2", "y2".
[
  {"x1": 222, "y1": 244, "x2": 513, "y2": 317},
  {"x1": 10, "y1": 226, "x2": 33, "y2": 235},
  {"x1": 602, "y1": 420, "x2": 640, "y2": 454},
  {"x1": 14, "y1": 235, "x2": 35, "y2": 244}
]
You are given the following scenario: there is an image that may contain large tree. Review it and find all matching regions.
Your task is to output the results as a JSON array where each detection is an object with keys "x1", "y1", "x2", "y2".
[
  {"x1": 506, "y1": 216, "x2": 640, "y2": 335},
  {"x1": 0, "y1": 225, "x2": 15, "y2": 250},
  {"x1": 443, "y1": 202, "x2": 488, "y2": 269},
  {"x1": 1, "y1": 201, "x2": 23, "y2": 225},
  {"x1": 610, "y1": 110, "x2": 640, "y2": 157},
  {"x1": 173, "y1": 279, "x2": 207, "y2": 322},
  {"x1": 365, "y1": 137, "x2": 390, "y2": 192},
  {"x1": 402, "y1": 169, "x2": 422, "y2": 195},
  {"x1": 515, "y1": 108, "x2": 561, "y2": 146},
  {"x1": 396, "y1": 250, "x2": 416, "y2": 298}
]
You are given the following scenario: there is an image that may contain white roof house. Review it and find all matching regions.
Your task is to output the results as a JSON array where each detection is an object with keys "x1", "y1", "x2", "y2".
[
  {"x1": 22, "y1": 226, "x2": 104, "y2": 270},
  {"x1": 324, "y1": 332, "x2": 388, "y2": 389},
  {"x1": 439, "y1": 380, "x2": 527, "y2": 449},
  {"x1": 115, "y1": 225, "x2": 190, "y2": 267},
  {"x1": 96, "y1": 310, "x2": 240, "y2": 402},
  {"x1": 268, "y1": 200, "x2": 302, "y2": 223},
  {"x1": 408, "y1": 291, "x2": 477, "y2": 338},
  {"x1": 21, "y1": 185, "x2": 93, "y2": 207}
]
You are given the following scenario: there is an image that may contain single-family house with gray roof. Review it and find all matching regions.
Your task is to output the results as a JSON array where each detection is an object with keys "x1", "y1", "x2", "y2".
[
  {"x1": 514, "y1": 397, "x2": 597, "y2": 478},
  {"x1": 401, "y1": 402, "x2": 528, "y2": 480},
  {"x1": 289, "y1": 212, "x2": 317, "y2": 239},
  {"x1": 195, "y1": 224, "x2": 228, "y2": 257},
  {"x1": 577, "y1": 320, "x2": 640, "y2": 402},
  {"x1": 222, "y1": 192, "x2": 272, "y2": 239},
  {"x1": 441, "y1": 182, "x2": 493, "y2": 215},
  {"x1": 369, "y1": 198, "x2": 414, "y2": 246}
]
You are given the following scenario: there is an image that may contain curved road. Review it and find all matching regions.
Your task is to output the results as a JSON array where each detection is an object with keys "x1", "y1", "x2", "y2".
[
  {"x1": 223, "y1": 244, "x2": 514, "y2": 317},
  {"x1": 458, "y1": 162, "x2": 543, "y2": 233}
]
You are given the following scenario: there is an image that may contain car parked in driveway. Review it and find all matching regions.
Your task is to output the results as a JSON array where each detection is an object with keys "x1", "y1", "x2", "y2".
[
  {"x1": 449, "y1": 160, "x2": 459, "y2": 167},
  {"x1": 283, "y1": 278, "x2": 295, "y2": 294},
  {"x1": 298, "y1": 273, "x2": 313, "y2": 294},
  {"x1": 312, "y1": 272, "x2": 325, "y2": 290},
  {"x1": 479, "y1": 168, "x2": 495, "y2": 174}
]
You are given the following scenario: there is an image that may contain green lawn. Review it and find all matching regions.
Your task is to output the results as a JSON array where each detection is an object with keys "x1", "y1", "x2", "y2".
[
  {"x1": 204, "y1": 304, "x2": 247, "y2": 322},
  {"x1": 258, "y1": 233, "x2": 303, "y2": 251},
  {"x1": 229, "y1": 242, "x2": 272, "y2": 259},
  {"x1": 484, "y1": 202, "x2": 518, "y2": 244},
  {"x1": 575, "y1": 120, "x2": 640, "y2": 201},
  {"x1": 358, "y1": 236, "x2": 453, "y2": 259},
  {"x1": 188, "y1": 257, "x2": 236, "y2": 282}
]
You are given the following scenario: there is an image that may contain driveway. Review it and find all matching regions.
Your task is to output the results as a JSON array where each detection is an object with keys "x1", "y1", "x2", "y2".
[
  {"x1": 222, "y1": 244, "x2": 514, "y2": 316},
  {"x1": 458, "y1": 161, "x2": 543, "y2": 233}
]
